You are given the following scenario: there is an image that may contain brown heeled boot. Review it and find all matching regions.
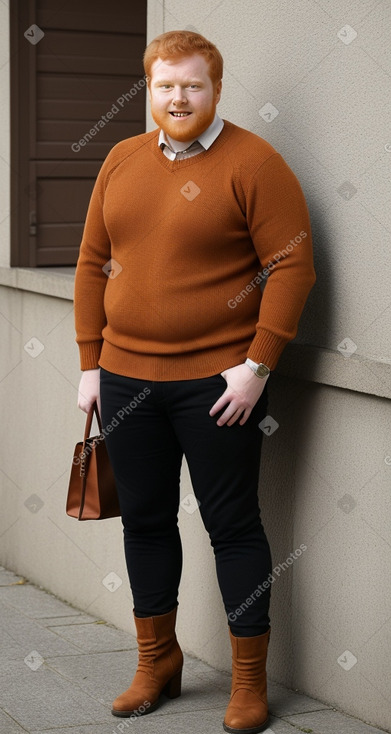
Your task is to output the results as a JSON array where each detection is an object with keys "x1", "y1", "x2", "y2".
[
  {"x1": 223, "y1": 627, "x2": 271, "y2": 733},
  {"x1": 112, "y1": 606, "x2": 183, "y2": 717}
]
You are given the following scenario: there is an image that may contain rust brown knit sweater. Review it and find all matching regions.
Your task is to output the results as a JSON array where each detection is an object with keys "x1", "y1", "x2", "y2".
[{"x1": 74, "y1": 120, "x2": 316, "y2": 379}]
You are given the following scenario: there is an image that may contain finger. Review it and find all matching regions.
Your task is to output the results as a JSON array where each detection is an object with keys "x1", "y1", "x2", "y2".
[
  {"x1": 226, "y1": 407, "x2": 247, "y2": 427},
  {"x1": 209, "y1": 391, "x2": 230, "y2": 416},
  {"x1": 78, "y1": 393, "x2": 94, "y2": 414},
  {"x1": 215, "y1": 403, "x2": 241, "y2": 426},
  {"x1": 238, "y1": 408, "x2": 252, "y2": 426}
]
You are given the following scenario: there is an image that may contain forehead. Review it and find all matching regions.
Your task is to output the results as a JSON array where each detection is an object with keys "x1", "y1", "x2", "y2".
[{"x1": 150, "y1": 54, "x2": 211, "y2": 81}]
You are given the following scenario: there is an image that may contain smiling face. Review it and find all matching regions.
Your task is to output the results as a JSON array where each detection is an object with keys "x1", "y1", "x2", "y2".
[{"x1": 149, "y1": 54, "x2": 222, "y2": 142}]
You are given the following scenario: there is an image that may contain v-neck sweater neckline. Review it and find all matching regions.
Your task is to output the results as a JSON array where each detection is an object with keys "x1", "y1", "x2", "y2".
[{"x1": 150, "y1": 119, "x2": 234, "y2": 172}]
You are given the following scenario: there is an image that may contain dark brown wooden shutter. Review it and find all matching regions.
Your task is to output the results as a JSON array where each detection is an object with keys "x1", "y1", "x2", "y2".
[{"x1": 11, "y1": 0, "x2": 147, "y2": 266}]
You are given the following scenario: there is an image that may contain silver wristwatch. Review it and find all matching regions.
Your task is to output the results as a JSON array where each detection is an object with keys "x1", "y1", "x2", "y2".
[{"x1": 245, "y1": 358, "x2": 271, "y2": 378}]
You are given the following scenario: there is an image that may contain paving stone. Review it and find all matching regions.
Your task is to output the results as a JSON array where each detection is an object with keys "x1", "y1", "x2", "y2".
[
  {"x1": 49, "y1": 621, "x2": 137, "y2": 654},
  {"x1": 45, "y1": 650, "x2": 141, "y2": 704},
  {"x1": 0, "y1": 584, "x2": 82, "y2": 618},
  {"x1": 46, "y1": 649, "x2": 230, "y2": 711},
  {"x1": 31, "y1": 727, "x2": 120, "y2": 734},
  {"x1": 0, "y1": 626, "x2": 25, "y2": 663},
  {"x1": 105, "y1": 711, "x2": 295, "y2": 734},
  {"x1": 142, "y1": 662, "x2": 230, "y2": 715},
  {"x1": 0, "y1": 570, "x2": 387, "y2": 734},
  {"x1": 22, "y1": 712, "x2": 304, "y2": 734},
  {"x1": 0, "y1": 708, "x2": 26, "y2": 733},
  {"x1": 97, "y1": 707, "x2": 232, "y2": 734},
  {"x1": 38, "y1": 613, "x2": 100, "y2": 627},
  {"x1": 0, "y1": 659, "x2": 113, "y2": 731},
  {"x1": 284, "y1": 708, "x2": 389, "y2": 734},
  {"x1": 0, "y1": 602, "x2": 82, "y2": 661},
  {"x1": 184, "y1": 653, "x2": 231, "y2": 693},
  {"x1": 268, "y1": 678, "x2": 332, "y2": 716},
  {"x1": 0, "y1": 567, "x2": 25, "y2": 587},
  {"x1": 267, "y1": 718, "x2": 312, "y2": 733}
]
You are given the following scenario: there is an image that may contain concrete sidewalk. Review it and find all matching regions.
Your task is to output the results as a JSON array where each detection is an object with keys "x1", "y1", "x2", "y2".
[{"x1": 0, "y1": 566, "x2": 387, "y2": 734}]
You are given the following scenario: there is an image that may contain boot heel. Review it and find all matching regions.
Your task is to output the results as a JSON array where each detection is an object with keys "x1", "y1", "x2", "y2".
[{"x1": 162, "y1": 669, "x2": 182, "y2": 699}]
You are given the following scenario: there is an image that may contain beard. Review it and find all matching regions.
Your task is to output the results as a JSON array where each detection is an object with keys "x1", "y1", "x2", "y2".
[{"x1": 151, "y1": 100, "x2": 217, "y2": 142}]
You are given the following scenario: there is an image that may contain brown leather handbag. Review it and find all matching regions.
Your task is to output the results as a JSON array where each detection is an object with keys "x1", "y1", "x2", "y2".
[{"x1": 66, "y1": 402, "x2": 120, "y2": 520}]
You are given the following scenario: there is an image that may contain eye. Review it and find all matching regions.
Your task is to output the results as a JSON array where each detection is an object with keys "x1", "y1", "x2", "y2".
[{"x1": 188, "y1": 84, "x2": 199, "y2": 89}]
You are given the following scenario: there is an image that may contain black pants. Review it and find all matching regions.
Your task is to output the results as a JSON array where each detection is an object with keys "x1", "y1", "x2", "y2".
[{"x1": 100, "y1": 367, "x2": 272, "y2": 636}]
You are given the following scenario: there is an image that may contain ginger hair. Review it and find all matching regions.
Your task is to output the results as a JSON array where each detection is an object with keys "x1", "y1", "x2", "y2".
[{"x1": 143, "y1": 30, "x2": 223, "y2": 86}]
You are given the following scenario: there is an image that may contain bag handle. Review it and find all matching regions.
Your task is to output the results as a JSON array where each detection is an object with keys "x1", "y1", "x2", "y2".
[
  {"x1": 78, "y1": 402, "x2": 102, "y2": 520},
  {"x1": 82, "y1": 401, "x2": 103, "y2": 443},
  {"x1": 80, "y1": 402, "x2": 103, "y2": 480}
]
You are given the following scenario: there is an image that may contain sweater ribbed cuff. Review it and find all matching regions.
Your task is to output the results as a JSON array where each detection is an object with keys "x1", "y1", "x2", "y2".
[
  {"x1": 78, "y1": 341, "x2": 103, "y2": 371},
  {"x1": 247, "y1": 330, "x2": 289, "y2": 371}
]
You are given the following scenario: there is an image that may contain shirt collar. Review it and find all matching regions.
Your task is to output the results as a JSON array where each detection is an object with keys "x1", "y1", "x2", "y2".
[{"x1": 158, "y1": 113, "x2": 224, "y2": 153}]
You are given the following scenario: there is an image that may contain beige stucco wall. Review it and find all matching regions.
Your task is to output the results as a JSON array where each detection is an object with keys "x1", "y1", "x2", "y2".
[{"x1": 0, "y1": 1, "x2": 390, "y2": 731}]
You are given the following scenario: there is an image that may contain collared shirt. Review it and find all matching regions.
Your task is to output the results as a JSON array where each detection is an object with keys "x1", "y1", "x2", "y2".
[{"x1": 158, "y1": 113, "x2": 224, "y2": 160}]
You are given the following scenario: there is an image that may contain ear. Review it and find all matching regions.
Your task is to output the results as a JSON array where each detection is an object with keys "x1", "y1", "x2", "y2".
[{"x1": 215, "y1": 79, "x2": 222, "y2": 104}]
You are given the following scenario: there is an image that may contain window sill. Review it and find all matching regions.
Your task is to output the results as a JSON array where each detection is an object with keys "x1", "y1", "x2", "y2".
[
  {"x1": 277, "y1": 343, "x2": 391, "y2": 400},
  {"x1": 0, "y1": 265, "x2": 390, "y2": 399},
  {"x1": 0, "y1": 265, "x2": 75, "y2": 301}
]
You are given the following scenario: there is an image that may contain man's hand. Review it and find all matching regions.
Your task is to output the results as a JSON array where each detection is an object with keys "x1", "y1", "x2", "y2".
[
  {"x1": 209, "y1": 363, "x2": 268, "y2": 426},
  {"x1": 77, "y1": 368, "x2": 101, "y2": 415}
]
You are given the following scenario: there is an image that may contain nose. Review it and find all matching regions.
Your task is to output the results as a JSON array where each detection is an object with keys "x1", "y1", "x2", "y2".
[{"x1": 172, "y1": 86, "x2": 188, "y2": 105}]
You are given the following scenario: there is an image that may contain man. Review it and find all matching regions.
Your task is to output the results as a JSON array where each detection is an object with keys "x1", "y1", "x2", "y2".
[{"x1": 74, "y1": 30, "x2": 316, "y2": 734}]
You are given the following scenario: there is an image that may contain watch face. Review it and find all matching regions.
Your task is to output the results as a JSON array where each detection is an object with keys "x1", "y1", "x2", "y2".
[{"x1": 256, "y1": 364, "x2": 270, "y2": 377}]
